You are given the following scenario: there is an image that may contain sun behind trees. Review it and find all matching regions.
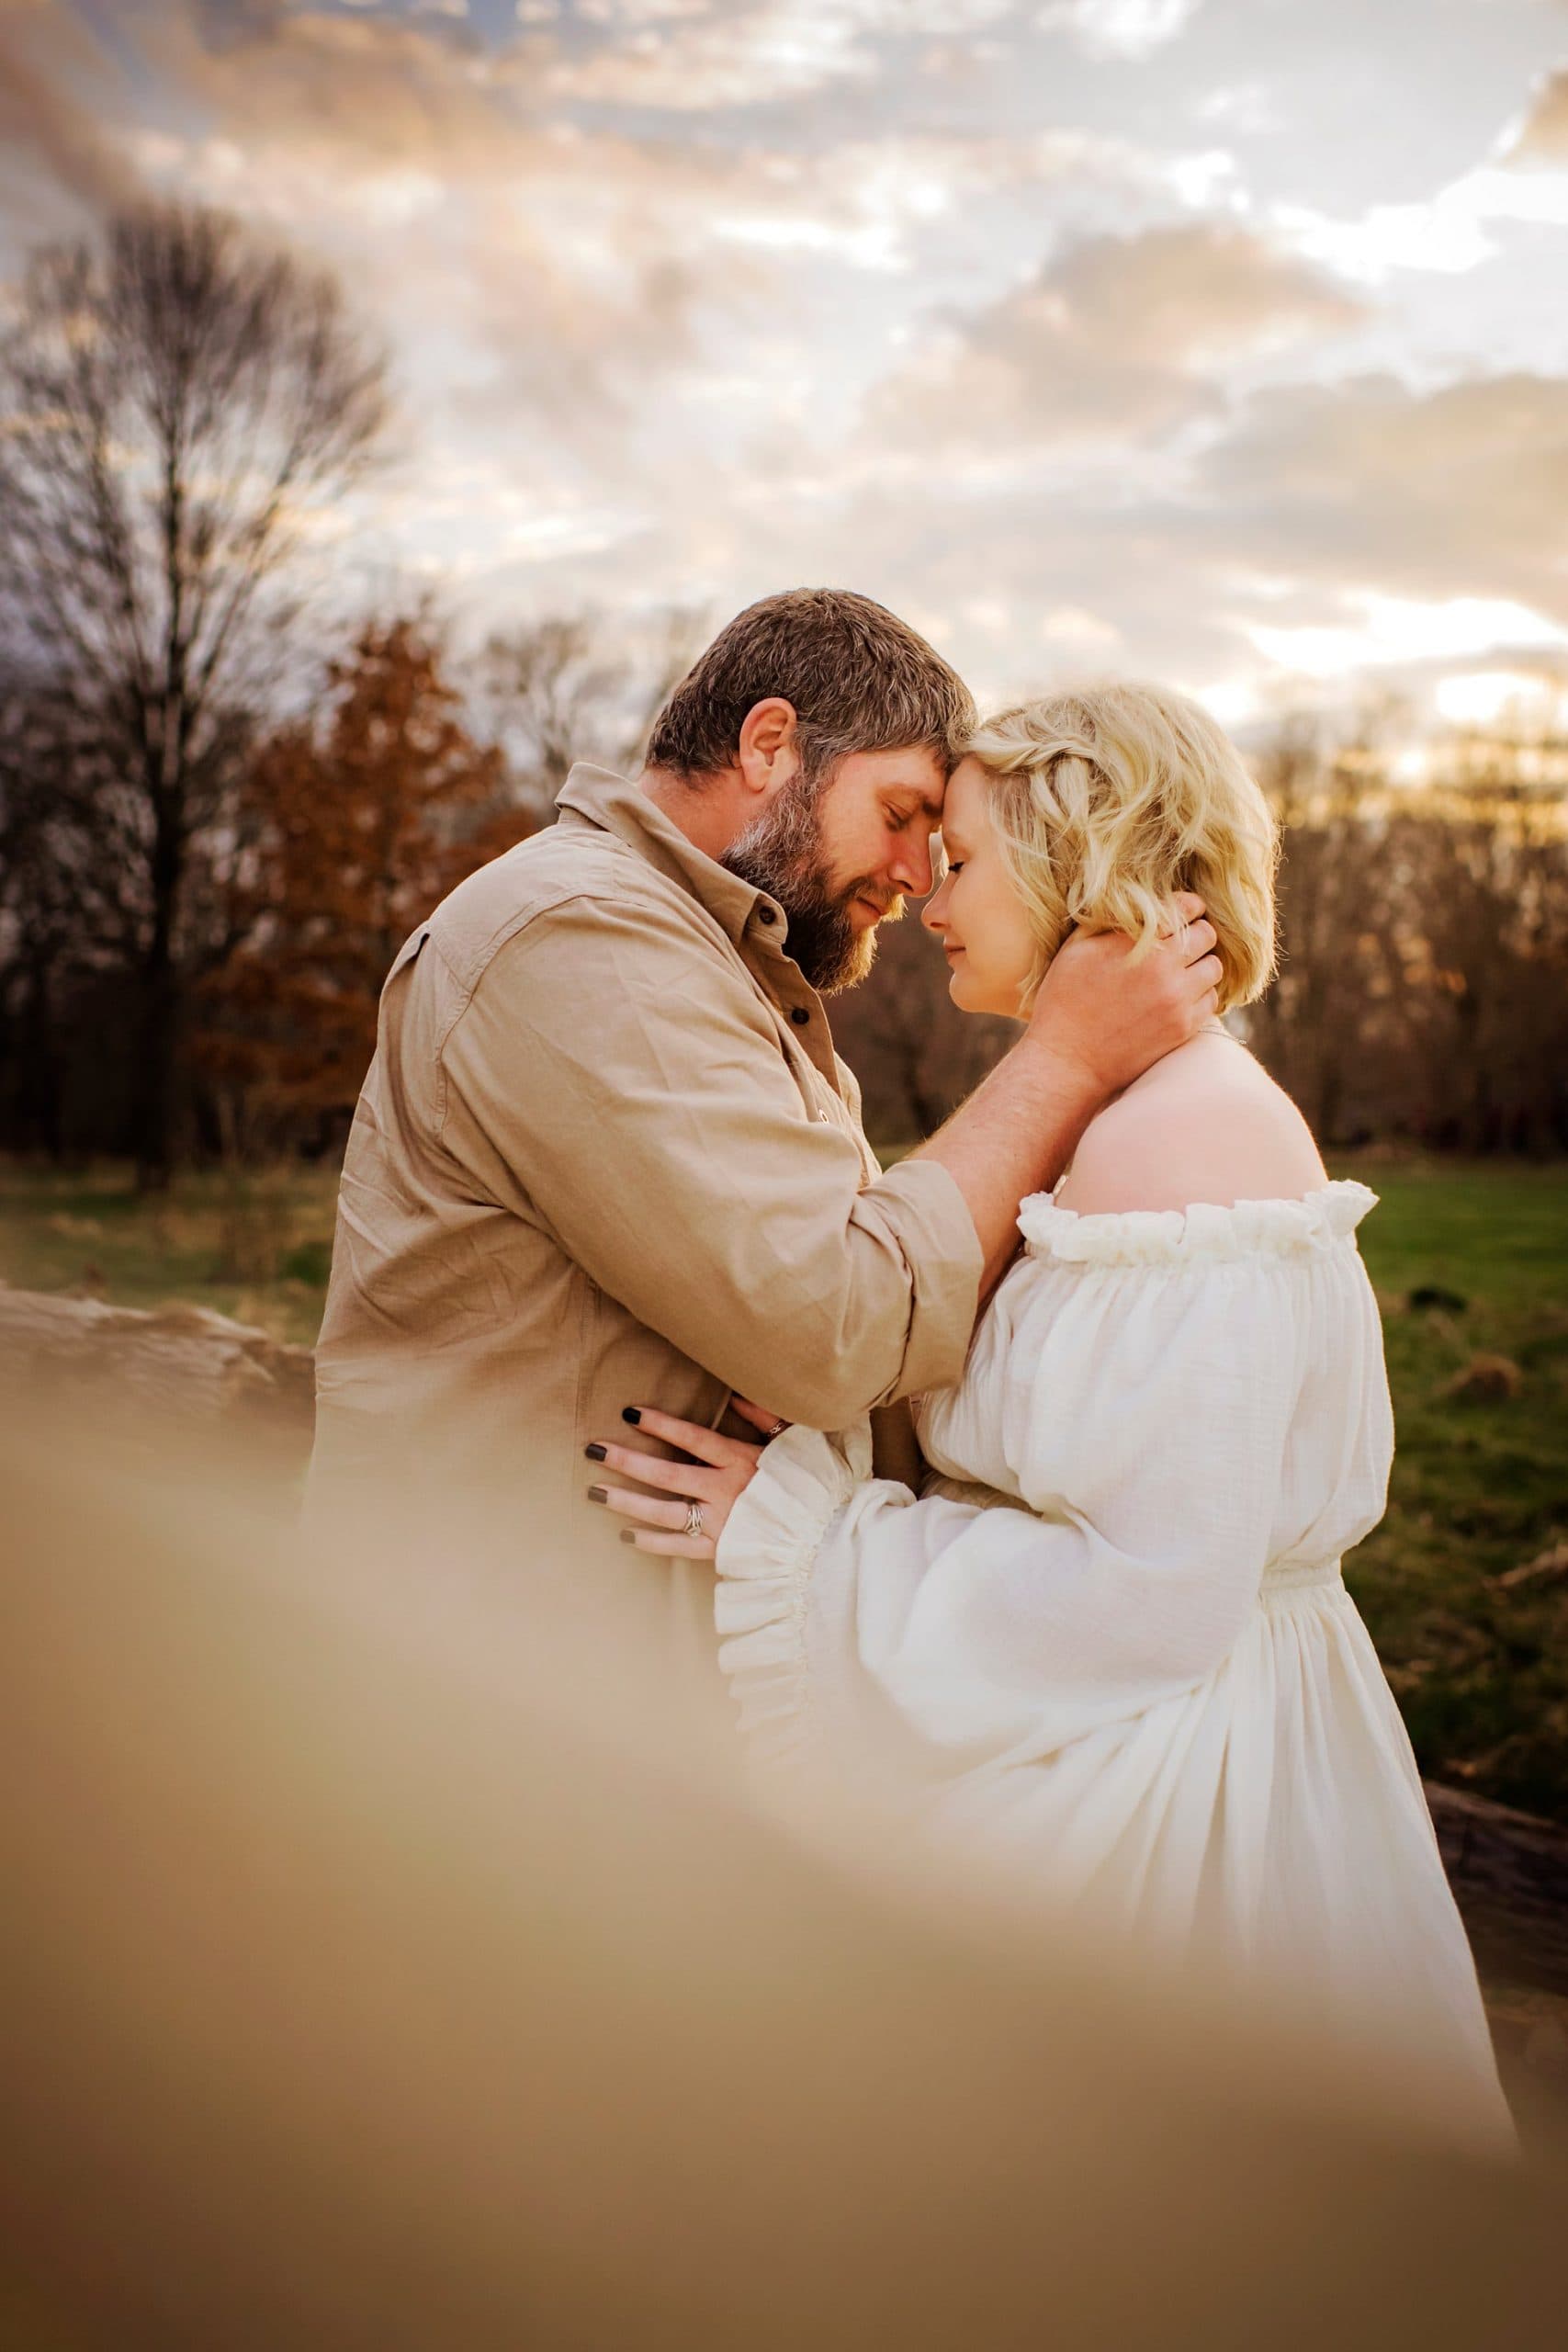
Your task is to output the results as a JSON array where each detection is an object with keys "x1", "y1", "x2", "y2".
[
  {"x1": 199, "y1": 616, "x2": 517, "y2": 1161},
  {"x1": 1246, "y1": 724, "x2": 1568, "y2": 1155}
]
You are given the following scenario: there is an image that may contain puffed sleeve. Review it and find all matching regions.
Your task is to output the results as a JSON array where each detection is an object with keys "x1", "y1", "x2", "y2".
[{"x1": 715, "y1": 1189, "x2": 1386, "y2": 1767}]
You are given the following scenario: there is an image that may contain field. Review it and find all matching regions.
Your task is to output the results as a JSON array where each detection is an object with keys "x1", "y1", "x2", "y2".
[
  {"x1": 1331, "y1": 1159, "x2": 1568, "y2": 1826},
  {"x1": 2, "y1": 1151, "x2": 1564, "y2": 1823}
]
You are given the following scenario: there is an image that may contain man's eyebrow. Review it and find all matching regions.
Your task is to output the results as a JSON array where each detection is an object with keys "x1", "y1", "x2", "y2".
[{"x1": 885, "y1": 781, "x2": 944, "y2": 819}]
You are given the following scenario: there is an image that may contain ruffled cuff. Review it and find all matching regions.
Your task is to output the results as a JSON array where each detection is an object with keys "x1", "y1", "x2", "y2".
[{"x1": 714, "y1": 1422, "x2": 872, "y2": 1757}]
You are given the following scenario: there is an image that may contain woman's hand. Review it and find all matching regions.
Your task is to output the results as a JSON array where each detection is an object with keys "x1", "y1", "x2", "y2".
[{"x1": 585, "y1": 1398, "x2": 790, "y2": 1558}]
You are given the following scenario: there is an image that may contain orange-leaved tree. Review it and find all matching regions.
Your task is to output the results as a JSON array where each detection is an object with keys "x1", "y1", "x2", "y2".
[{"x1": 200, "y1": 615, "x2": 520, "y2": 1155}]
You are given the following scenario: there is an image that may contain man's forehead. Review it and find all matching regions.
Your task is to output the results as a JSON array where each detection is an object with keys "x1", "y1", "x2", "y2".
[
  {"x1": 936, "y1": 759, "x2": 985, "y2": 840},
  {"x1": 856, "y1": 745, "x2": 947, "y2": 815}
]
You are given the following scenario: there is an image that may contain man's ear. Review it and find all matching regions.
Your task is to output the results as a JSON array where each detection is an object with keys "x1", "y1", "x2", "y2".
[{"x1": 736, "y1": 698, "x2": 802, "y2": 800}]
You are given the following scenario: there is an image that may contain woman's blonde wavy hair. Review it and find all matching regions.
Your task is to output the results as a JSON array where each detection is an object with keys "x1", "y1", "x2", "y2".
[{"x1": 966, "y1": 681, "x2": 1280, "y2": 1016}]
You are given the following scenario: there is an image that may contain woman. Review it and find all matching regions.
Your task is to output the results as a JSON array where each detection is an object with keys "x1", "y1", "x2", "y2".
[{"x1": 590, "y1": 683, "x2": 1509, "y2": 2143}]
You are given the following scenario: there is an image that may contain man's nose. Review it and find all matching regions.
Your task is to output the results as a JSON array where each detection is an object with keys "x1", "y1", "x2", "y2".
[{"x1": 891, "y1": 838, "x2": 934, "y2": 898}]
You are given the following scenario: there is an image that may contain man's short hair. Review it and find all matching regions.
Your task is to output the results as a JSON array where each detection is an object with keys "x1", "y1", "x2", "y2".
[{"x1": 646, "y1": 588, "x2": 976, "y2": 785}]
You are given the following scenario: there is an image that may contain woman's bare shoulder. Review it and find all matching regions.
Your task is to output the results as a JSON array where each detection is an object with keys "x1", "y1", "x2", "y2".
[{"x1": 1055, "y1": 1039, "x2": 1327, "y2": 1217}]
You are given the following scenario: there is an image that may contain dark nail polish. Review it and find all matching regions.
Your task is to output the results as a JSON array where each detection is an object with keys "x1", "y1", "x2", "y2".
[
  {"x1": 621, "y1": 1407, "x2": 642, "y2": 1425},
  {"x1": 619, "y1": 1530, "x2": 637, "y2": 1544},
  {"x1": 584, "y1": 1442, "x2": 607, "y2": 1462},
  {"x1": 587, "y1": 1485, "x2": 607, "y2": 1504}
]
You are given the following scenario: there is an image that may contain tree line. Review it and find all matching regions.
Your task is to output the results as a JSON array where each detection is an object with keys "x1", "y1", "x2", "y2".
[
  {"x1": 842, "y1": 718, "x2": 1568, "y2": 1156},
  {"x1": 1, "y1": 202, "x2": 1564, "y2": 1177}
]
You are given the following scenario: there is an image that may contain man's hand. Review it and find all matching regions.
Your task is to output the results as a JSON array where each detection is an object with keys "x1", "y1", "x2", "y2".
[
  {"x1": 1024, "y1": 892, "x2": 1220, "y2": 1101},
  {"x1": 909, "y1": 893, "x2": 1222, "y2": 1302}
]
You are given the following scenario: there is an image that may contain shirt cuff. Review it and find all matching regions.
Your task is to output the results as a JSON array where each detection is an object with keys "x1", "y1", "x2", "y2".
[{"x1": 852, "y1": 1158, "x2": 984, "y2": 1400}]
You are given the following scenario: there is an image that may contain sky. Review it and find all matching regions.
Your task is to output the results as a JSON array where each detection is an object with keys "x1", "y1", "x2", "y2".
[{"x1": 3, "y1": 0, "x2": 1567, "y2": 728}]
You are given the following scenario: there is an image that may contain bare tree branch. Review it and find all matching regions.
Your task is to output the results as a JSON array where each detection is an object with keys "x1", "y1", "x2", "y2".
[{"x1": 0, "y1": 200, "x2": 391, "y2": 1182}]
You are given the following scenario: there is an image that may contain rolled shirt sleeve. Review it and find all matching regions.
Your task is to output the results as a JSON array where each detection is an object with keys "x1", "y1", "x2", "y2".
[{"x1": 436, "y1": 890, "x2": 983, "y2": 1428}]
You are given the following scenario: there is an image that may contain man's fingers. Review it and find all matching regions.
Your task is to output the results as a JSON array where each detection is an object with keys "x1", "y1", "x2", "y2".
[
  {"x1": 1177, "y1": 919, "x2": 1217, "y2": 965},
  {"x1": 1168, "y1": 890, "x2": 1207, "y2": 926},
  {"x1": 1187, "y1": 952, "x2": 1224, "y2": 997}
]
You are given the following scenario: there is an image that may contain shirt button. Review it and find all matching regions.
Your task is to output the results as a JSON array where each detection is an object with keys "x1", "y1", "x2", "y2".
[{"x1": 790, "y1": 1006, "x2": 809, "y2": 1026}]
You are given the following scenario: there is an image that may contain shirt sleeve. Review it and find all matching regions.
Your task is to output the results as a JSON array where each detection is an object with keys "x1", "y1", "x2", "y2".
[
  {"x1": 436, "y1": 889, "x2": 983, "y2": 1428},
  {"x1": 713, "y1": 1247, "x2": 1326, "y2": 1765}
]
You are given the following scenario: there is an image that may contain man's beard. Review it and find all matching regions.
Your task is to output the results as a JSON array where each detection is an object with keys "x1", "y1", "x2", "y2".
[{"x1": 720, "y1": 770, "x2": 903, "y2": 995}]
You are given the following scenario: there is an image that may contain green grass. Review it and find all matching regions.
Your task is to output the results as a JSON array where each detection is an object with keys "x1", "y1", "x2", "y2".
[
  {"x1": 2, "y1": 1150, "x2": 1564, "y2": 1819},
  {"x1": 0, "y1": 1159, "x2": 340, "y2": 1348},
  {"x1": 1327, "y1": 1156, "x2": 1568, "y2": 1825}
]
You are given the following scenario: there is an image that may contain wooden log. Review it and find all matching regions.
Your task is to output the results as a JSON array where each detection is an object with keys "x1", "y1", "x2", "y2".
[
  {"x1": 0, "y1": 1283, "x2": 315, "y2": 1439},
  {"x1": 1424, "y1": 1781, "x2": 1568, "y2": 1999}
]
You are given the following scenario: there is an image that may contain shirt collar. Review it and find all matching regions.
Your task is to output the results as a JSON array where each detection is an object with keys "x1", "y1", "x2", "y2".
[{"x1": 554, "y1": 763, "x2": 780, "y2": 950}]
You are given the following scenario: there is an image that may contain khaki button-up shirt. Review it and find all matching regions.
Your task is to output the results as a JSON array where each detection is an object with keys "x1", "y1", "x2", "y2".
[{"x1": 309, "y1": 763, "x2": 982, "y2": 1642}]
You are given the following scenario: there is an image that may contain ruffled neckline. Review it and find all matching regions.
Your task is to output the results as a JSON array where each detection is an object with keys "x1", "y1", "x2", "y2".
[{"x1": 1017, "y1": 1180, "x2": 1377, "y2": 1269}]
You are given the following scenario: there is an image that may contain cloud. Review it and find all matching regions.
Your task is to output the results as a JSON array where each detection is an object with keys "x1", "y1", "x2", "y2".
[
  {"x1": 150, "y1": 5, "x2": 541, "y2": 176},
  {"x1": 545, "y1": 0, "x2": 1017, "y2": 111},
  {"x1": 116, "y1": 5, "x2": 1186, "y2": 457},
  {"x1": 1039, "y1": 0, "x2": 1204, "y2": 63},
  {"x1": 4, "y1": 0, "x2": 1565, "y2": 729},
  {"x1": 0, "y1": 1, "x2": 144, "y2": 220},
  {"x1": 106, "y1": 7, "x2": 792, "y2": 433},
  {"x1": 1273, "y1": 161, "x2": 1568, "y2": 286},
  {"x1": 869, "y1": 221, "x2": 1362, "y2": 458},
  {"x1": 1194, "y1": 371, "x2": 1568, "y2": 623},
  {"x1": 1043, "y1": 220, "x2": 1363, "y2": 364}
]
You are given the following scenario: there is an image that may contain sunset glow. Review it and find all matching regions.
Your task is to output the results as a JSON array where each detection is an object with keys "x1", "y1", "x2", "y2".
[{"x1": 3, "y1": 2, "x2": 1565, "y2": 723}]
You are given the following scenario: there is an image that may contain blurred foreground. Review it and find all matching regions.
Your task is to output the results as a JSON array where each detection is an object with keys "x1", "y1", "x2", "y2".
[
  {"x1": 4, "y1": 1148, "x2": 1562, "y2": 1822},
  {"x1": 1, "y1": 1389, "x2": 1564, "y2": 2349}
]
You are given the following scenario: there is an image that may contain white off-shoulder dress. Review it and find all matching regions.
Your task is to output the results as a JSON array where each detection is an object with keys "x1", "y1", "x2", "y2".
[{"x1": 715, "y1": 1182, "x2": 1508, "y2": 2137}]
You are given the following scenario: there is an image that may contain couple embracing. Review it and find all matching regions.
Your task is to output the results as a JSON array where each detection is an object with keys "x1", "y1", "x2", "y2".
[{"x1": 310, "y1": 589, "x2": 1508, "y2": 2146}]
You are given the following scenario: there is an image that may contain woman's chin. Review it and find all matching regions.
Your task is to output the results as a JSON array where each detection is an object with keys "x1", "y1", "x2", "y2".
[{"x1": 949, "y1": 967, "x2": 1024, "y2": 1020}]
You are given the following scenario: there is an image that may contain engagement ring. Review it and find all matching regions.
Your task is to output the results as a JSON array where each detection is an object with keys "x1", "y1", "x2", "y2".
[{"x1": 684, "y1": 1500, "x2": 706, "y2": 1541}]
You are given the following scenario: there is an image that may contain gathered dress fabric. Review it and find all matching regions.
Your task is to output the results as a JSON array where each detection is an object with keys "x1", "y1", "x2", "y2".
[{"x1": 714, "y1": 1182, "x2": 1510, "y2": 2145}]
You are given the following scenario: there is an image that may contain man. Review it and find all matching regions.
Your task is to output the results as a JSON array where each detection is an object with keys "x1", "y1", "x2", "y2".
[{"x1": 308, "y1": 589, "x2": 1220, "y2": 1653}]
